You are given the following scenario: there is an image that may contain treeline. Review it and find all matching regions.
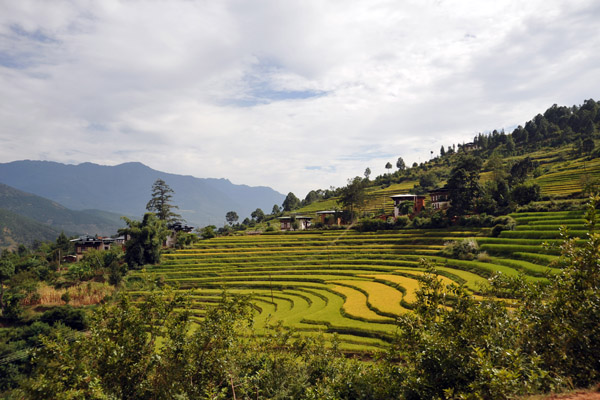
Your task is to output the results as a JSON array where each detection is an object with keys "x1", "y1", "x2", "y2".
[{"x1": 472, "y1": 98, "x2": 599, "y2": 155}]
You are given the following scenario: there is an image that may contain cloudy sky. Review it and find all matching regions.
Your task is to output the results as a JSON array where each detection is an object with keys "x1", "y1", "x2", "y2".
[{"x1": 1, "y1": 0, "x2": 599, "y2": 197}]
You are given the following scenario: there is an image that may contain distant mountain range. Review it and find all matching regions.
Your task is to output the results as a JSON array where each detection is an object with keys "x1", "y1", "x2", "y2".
[{"x1": 0, "y1": 160, "x2": 285, "y2": 228}]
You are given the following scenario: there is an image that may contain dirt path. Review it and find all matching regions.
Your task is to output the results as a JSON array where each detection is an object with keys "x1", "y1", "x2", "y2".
[{"x1": 535, "y1": 389, "x2": 600, "y2": 400}]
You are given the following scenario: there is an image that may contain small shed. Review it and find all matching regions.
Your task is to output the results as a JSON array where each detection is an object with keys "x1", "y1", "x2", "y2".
[
  {"x1": 390, "y1": 194, "x2": 425, "y2": 217},
  {"x1": 279, "y1": 215, "x2": 312, "y2": 231}
]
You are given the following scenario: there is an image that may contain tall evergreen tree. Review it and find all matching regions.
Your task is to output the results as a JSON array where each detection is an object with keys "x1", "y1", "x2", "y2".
[
  {"x1": 447, "y1": 155, "x2": 483, "y2": 217},
  {"x1": 146, "y1": 179, "x2": 181, "y2": 223}
]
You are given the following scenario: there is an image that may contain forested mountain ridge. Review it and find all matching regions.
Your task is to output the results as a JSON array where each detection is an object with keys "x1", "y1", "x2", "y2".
[
  {"x1": 0, "y1": 208, "x2": 60, "y2": 249},
  {"x1": 0, "y1": 161, "x2": 285, "y2": 227},
  {"x1": 0, "y1": 183, "x2": 126, "y2": 246}
]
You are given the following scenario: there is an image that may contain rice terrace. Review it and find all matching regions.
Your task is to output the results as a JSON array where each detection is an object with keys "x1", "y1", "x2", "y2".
[{"x1": 137, "y1": 206, "x2": 584, "y2": 352}]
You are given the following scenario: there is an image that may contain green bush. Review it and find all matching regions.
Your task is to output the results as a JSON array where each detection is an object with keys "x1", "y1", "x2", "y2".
[
  {"x1": 442, "y1": 239, "x2": 479, "y2": 260},
  {"x1": 40, "y1": 306, "x2": 88, "y2": 330}
]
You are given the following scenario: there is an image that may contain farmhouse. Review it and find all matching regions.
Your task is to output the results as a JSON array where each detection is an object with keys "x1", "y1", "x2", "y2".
[
  {"x1": 462, "y1": 142, "x2": 479, "y2": 152},
  {"x1": 279, "y1": 215, "x2": 312, "y2": 231},
  {"x1": 71, "y1": 235, "x2": 115, "y2": 261},
  {"x1": 390, "y1": 194, "x2": 425, "y2": 217},
  {"x1": 429, "y1": 187, "x2": 451, "y2": 210},
  {"x1": 165, "y1": 222, "x2": 194, "y2": 247},
  {"x1": 316, "y1": 210, "x2": 344, "y2": 226}
]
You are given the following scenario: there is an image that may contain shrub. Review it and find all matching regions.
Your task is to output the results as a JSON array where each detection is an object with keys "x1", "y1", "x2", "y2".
[
  {"x1": 458, "y1": 213, "x2": 496, "y2": 227},
  {"x1": 491, "y1": 215, "x2": 516, "y2": 237},
  {"x1": 40, "y1": 305, "x2": 88, "y2": 330},
  {"x1": 442, "y1": 239, "x2": 479, "y2": 260},
  {"x1": 411, "y1": 217, "x2": 432, "y2": 229},
  {"x1": 476, "y1": 251, "x2": 491, "y2": 262},
  {"x1": 394, "y1": 216, "x2": 410, "y2": 228},
  {"x1": 355, "y1": 218, "x2": 393, "y2": 232},
  {"x1": 512, "y1": 182, "x2": 541, "y2": 205}
]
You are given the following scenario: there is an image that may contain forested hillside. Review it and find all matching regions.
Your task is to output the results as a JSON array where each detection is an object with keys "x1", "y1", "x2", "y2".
[
  {"x1": 0, "y1": 208, "x2": 60, "y2": 248},
  {"x1": 287, "y1": 99, "x2": 600, "y2": 221},
  {"x1": 0, "y1": 183, "x2": 126, "y2": 246}
]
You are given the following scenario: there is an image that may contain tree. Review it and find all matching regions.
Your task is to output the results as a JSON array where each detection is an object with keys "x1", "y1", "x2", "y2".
[
  {"x1": 303, "y1": 191, "x2": 320, "y2": 206},
  {"x1": 511, "y1": 182, "x2": 541, "y2": 205},
  {"x1": 396, "y1": 157, "x2": 406, "y2": 171},
  {"x1": 199, "y1": 225, "x2": 216, "y2": 239},
  {"x1": 418, "y1": 171, "x2": 438, "y2": 191},
  {"x1": 271, "y1": 204, "x2": 281, "y2": 215},
  {"x1": 119, "y1": 213, "x2": 169, "y2": 268},
  {"x1": 447, "y1": 155, "x2": 483, "y2": 217},
  {"x1": 146, "y1": 179, "x2": 181, "y2": 223},
  {"x1": 282, "y1": 192, "x2": 300, "y2": 212},
  {"x1": 364, "y1": 167, "x2": 371, "y2": 180},
  {"x1": 509, "y1": 157, "x2": 535, "y2": 185},
  {"x1": 225, "y1": 211, "x2": 239, "y2": 226},
  {"x1": 582, "y1": 138, "x2": 595, "y2": 155},
  {"x1": 440, "y1": 146, "x2": 446, "y2": 157},
  {"x1": 337, "y1": 176, "x2": 367, "y2": 221},
  {"x1": 385, "y1": 162, "x2": 392, "y2": 174},
  {"x1": 0, "y1": 252, "x2": 15, "y2": 316},
  {"x1": 251, "y1": 208, "x2": 265, "y2": 223},
  {"x1": 505, "y1": 135, "x2": 516, "y2": 154}
]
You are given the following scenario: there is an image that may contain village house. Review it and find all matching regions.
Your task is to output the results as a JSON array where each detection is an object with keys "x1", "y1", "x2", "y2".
[
  {"x1": 279, "y1": 215, "x2": 312, "y2": 231},
  {"x1": 315, "y1": 210, "x2": 345, "y2": 226},
  {"x1": 70, "y1": 235, "x2": 115, "y2": 261},
  {"x1": 165, "y1": 222, "x2": 194, "y2": 247},
  {"x1": 461, "y1": 142, "x2": 479, "y2": 152},
  {"x1": 390, "y1": 194, "x2": 425, "y2": 218},
  {"x1": 429, "y1": 187, "x2": 451, "y2": 210}
]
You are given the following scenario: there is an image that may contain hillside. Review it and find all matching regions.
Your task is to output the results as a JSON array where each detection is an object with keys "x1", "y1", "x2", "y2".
[
  {"x1": 0, "y1": 208, "x2": 60, "y2": 249},
  {"x1": 0, "y1": 161, "x2": 285, "y2": 227},
  {"x1": 0, "y1": 183, "x2": 126, "y2": 239}
]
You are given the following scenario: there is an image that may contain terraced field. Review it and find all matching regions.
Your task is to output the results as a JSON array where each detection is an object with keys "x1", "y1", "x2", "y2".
[{"x1": 137, "y1": 209, "x2": 584, "y2": 352}]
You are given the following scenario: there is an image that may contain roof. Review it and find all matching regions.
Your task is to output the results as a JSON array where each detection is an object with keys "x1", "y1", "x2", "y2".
[
  {"x1": 428, "y1": 187, "x2": 449, "y2": 193},
  {"x1": 390, "y1": 194, "x2": 425, "y2": 199},
  {"x1": 315, "y1": 210, "x2": 340, "y2": 214},
  {"x1": 278, "y1": 215, "x2": 313, "y2": 220},
  {"x1": 70, "y1": 235, "x2": 115, "y2": 245}
]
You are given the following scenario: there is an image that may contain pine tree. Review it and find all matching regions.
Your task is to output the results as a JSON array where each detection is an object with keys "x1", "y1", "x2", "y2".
[{"x1": 146, "y1": 179, "x2": 182, "y2": 223}]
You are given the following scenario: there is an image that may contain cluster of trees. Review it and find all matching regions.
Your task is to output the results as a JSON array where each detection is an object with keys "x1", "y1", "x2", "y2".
[
  {"x1": 445, "y1": 154, "x2": 543, "y2": 218},
  {"x1": 4, "y1": 196, "x2": 598, "y2": 399},
  {"x1": 465, "y1": 99, "x2": 599, "y2": 157}
]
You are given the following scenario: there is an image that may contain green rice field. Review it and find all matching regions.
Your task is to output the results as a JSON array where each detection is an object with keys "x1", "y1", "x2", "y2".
[{"x1": 134, "y1": 208, "x2": 584, "y2": 352}]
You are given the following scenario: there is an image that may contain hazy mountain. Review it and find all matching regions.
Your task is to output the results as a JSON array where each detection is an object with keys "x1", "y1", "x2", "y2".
[
  {"x1": 0, "y1": 161, "x2": 286, "y2": 227},
  {"x1": 0, "y1": 183, "x2": 126, "y2": 237}
]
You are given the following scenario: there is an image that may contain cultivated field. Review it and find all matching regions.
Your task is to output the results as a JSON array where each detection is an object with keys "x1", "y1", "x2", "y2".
[{"x1": 136, "y1": 209, "x2": 583, "y2": 352}]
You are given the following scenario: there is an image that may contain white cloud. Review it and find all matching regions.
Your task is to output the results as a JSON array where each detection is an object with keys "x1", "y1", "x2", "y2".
[{"x1": 0, "y1": 0, "x2": 599, "y2": 198}]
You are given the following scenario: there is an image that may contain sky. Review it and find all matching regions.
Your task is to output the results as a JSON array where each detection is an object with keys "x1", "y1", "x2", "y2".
[{"x1": 1, "y1": 0, "x2": 599, "y2": 198}]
